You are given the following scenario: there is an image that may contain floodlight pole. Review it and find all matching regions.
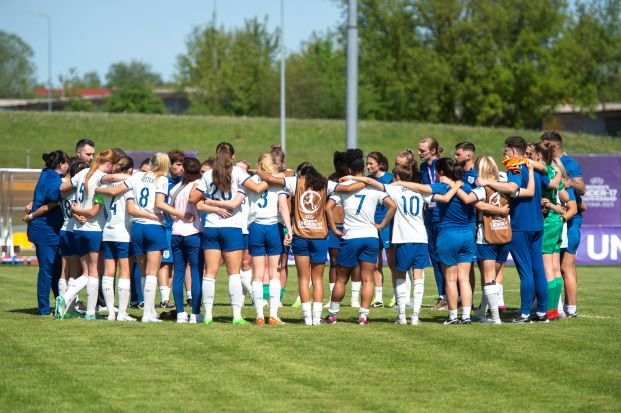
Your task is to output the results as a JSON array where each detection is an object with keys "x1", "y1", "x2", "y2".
[
  {"x1": 345, "y1": 0, "x2": 358, "y2": 149},
  {"x1": 280, "y1": 0, "x2": 286, "y2": 153}
]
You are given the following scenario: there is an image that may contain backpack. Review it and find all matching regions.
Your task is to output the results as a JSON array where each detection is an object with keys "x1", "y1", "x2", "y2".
[{"x1": 482, "y1": 187, "x2": 512, "y2": 245}]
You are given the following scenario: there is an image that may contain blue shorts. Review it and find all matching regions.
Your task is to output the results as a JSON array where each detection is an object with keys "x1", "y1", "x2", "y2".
[
  {"x1": 102, "y1": 241, "x2": 130, "y2": 260},
  {"x1": 60, "y1": 230, "x2": 77, "y2": 257},
  {"x1": 243, "y1": 234, "x2": 249, "y2": 250},
  {"x1": 161, "y1": 228, "x2": 173, "y2": 264},
  {"x1": 131, "y1": 223, "x2": 167, "y2": 256},
  {"x1": 249, "y1": 222, "x2": 284, "y2": 256},
  {"x1": 476, "y1": 243, "x2": 510, "y2": 263},
  {"x1": 378, "y1": 223, "x2": 392, "y2": 249},
  {"x1": 565, "y1": 215, "x2": 582, "y2": 254},
  {"x1": 436, "y1": 229, "x2": 476, "y2": 266},
  {"x1": 74, "y1": 230, "x2": 102, "y2": 256},
  {"x1": 336, "y1": 237, "x2": 379, "y2": 267},
  {"x1": 291, "y1": 236, "x2": 328, "y2": 264},
  {"x1": 202, "y1": 227, "x2": 245, "y2": 252},
  {"x1": 394, "y1": 242, "x2": 429, "y2": 272},
  {"x1": 327, "y1": 225, "x2": 344, "y2": 250}
]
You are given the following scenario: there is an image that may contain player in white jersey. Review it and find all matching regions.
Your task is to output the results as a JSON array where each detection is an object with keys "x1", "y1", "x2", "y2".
[
  {"x1": 169, "y1": 157, "x2": 203, "y2": 323},
  {"x1": 55, "y1": 150, "x2": 129, "y2": 320},
  {"x1": 243, "y1": 153, "x2": 292, "y2": 325},
  {"x1": 235, "y1": 160, "x2": 254, "y2": 307},
  {"x1": 189, "y1": 142, "x2": 269, "y2": 325},
  {"x1": 100, "y1": 156, "x2": 135, "y2": 321},
  {"x1": 95, "y1": 153, "x2": 186, "y2": 322},
  {"x1": 325, "y1": 156, "x2": 397, "y2": 325}
]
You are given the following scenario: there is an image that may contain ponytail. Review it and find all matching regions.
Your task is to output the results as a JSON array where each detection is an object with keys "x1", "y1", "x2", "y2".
[{"x1": 213, "y1": 142, "x2": 235, "y2": 192}]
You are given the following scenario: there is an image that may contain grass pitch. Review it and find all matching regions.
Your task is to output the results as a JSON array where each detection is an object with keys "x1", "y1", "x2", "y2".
[{"x1": 0, "y1": 264, "x2": 619, "y2": 412}]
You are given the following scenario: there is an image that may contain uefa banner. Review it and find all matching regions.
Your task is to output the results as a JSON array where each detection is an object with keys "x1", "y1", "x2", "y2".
[{"x1": 573, "y1": 154, "x2": 620, "y2": 265}]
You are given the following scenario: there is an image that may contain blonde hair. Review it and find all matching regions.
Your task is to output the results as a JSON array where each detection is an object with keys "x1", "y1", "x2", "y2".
[
  {"x1": 257, "y1": 153, "x2": 278, "y2": 174},
  {"x1": 150, "y1": 152, "x2": 171, "y2": 179},
  {"x1": 84, "y1": 149, "x2": 119, "y2": 195},
  {"x1": 475, "y1": 155, "x2": 499, "y2": 181}
]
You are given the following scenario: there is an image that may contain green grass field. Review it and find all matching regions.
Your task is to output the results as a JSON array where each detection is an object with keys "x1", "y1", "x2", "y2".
[
  {"x1": 1, "y1": 264, "x2": 619, "y2": 412},
  {"x1": 1, "y1": 111, "x2": 621, "y2": 173}
]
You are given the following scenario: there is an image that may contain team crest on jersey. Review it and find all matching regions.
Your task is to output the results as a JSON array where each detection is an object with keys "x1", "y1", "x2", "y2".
[
  {"x1": 163, "y1": 250, "x2": 170, "y2": 259},
  {"x1": 299, "y1": 190, "x2": 322, "y2": 214},
  {"x1": 488, "y1": 191, "x2": 503, "y2": 207}
]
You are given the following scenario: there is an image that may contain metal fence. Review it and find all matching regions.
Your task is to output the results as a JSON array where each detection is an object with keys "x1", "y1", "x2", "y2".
[{"x1": 0, "y1": 168, "x2": 40, "y2": 256}]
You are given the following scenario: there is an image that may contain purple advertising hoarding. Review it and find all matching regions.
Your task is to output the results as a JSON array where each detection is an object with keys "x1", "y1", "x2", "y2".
[{"x1": 567, "y1": 154, "x2": 620, "y2": 265}]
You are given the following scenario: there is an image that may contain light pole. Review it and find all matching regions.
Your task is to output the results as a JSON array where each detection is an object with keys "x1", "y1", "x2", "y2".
[
  {"x1": 280, "y1": 0, "x2": 286, "y2": 153},
  {"x1": 31, "y1": 12, "x2": 52, "y2": 112},
  {"x1": 345, "y1": 0, "x2": 358, "y2": 149}
]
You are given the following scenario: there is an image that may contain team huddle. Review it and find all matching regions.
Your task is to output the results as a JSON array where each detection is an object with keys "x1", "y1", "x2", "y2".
[{"x1": 26, "y1": 131, "x2": 584, "y2": 325}]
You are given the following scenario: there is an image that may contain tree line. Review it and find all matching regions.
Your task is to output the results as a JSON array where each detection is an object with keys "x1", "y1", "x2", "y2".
[{"x1": 2, "y1": 0, "x2": 620, "y2": 127}]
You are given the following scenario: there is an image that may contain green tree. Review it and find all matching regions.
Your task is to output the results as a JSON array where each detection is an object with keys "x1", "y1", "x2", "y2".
[
  {"x1": 177, "y1": 18, "x2": 279, "y2": 116},
  {"x1": 0, "y1": 31, "x2": 36, "y2": 98},
  {"x1": 104, "y1": 86, "x2": 167, "y2": 114},
  {"x1": 105, "y1": 60, "x2": 162, "y2": 89}
]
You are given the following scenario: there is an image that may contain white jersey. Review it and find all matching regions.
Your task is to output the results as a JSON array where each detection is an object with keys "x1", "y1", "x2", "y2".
[
  {"x1": 240, "y1": 196, "x2": 250, "y2": 234},
  {"x1": 73, "y1": 169, "x2": 106, "y2": 232},
  {"x1": 196, "y1": 166, "x2": 250, "y2": 228},
  {"x1": 329, "y1": 181, "x2": 388, "y2": 240},
  {"x1": 125, "y1": 171, "x2": 168, "y2": 226},
  {"x1": 385, "y1": 184, "x2": 431, "y2": 244},
  {"x1": 101, "y1": 182, "x2": 131, "y2": 242},
  {"x1": 170, "y1": 180, "x2": 202, "y2": 236},
  {"x1": 248, "y1": 175, "x2": 287, "y2": 225},
  {"x1": 60, "y1": 178, "x2": 75, "y2": 232}
]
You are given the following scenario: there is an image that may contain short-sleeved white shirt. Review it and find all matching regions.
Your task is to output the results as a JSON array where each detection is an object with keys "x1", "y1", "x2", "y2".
[
  {"x1": 124, "y1": 171, "x2": 168, "y2": 226},
  {"x1": 196, "y1": 166, "x2": 250, "y2": 228},
  {"x1": 101, "y1": 182, "x2": 132, "y2": 242},
  {"x1": 73, "y1": 169, "x2": 106, "y2": 232},
  {"x1": 385, "y1": 184, "x2": 431, "y2": 244},
  {"x1": 170, "y1": 180, "x2": 202, "y2": 236},
  {"x1": 248, "y1": 175, "x2": 287, "y2": 225},
  {"x1": 329, "y1": 181, "x2": 388, "y2": 240},
  {"x1": 60, "y1": 178, "x2": 75, "y2": 232}
]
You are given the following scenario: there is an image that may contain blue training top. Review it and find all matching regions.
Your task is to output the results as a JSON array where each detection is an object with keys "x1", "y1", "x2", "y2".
[
  {"x1": 27, "y1": 168, "x2": 63, "y2": 245},
  {"x1": 560, "y1": 154, "x2": 583, "y2": 212},
  {"x1": 421, "y1": 160, "x2": 441, "y2": 223},
  {"x1": 371, "y1": 172, "x2": 393, "y2": 224},
  {"x1": 507, "y1": 165, "x2": 550, "y2": 232},
  {"x1": 430, "y1": 182, "x2": 475, "y2": 232},
  {"x1": 462, "y1": 167, "x2": 478, "y2": 191}
]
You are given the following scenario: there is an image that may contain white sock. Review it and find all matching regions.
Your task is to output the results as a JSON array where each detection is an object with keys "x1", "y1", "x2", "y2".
[
  {"x1": 141, "y1": 276, "x2": 146, "y2": 295},
  {"x1": 58, "y1": 279, "x2": 68, "y2": 296},
  {"x1": 143, "y1": 275, "x2": 157, "y2": 318},
  {"x1": 329, "y1": 301, "x2": 341, "y2": 315},
  {"x1": 462, "y1": 306, "x2": 471, "y2": 320},
  {"x1": 252, "y1": 281, "x2": 264, "y2": 318},
  {"x1": 301, "y1": 302, "x2": 312, "y2": 325},
  {"x1": 64, "y1": 275, "x2": 88, "y2": 305},
  {"x1": 186, "y1": 290, "x2": 192, "y2": 300},
  {"x1": 159, "y1": 285, "x2": 170, "y2": 303},
  {"x1": 566, "y1": 305, "x2": 576, "y2": 316},
  {"x1": 374, "y1": 287, "x2": 383, "y2": 303},
  {"x1": 497, "y1": 283, "x2": 505, "y2": 307},
  {"x1": 351, "y1": 281, "x2": 361, "y2": 302},
  {"x1": 359, "y1": 307, "x2": 369, "y2": 319},
  {"x1": 395, "y1": 278, "x2": 407, "y2": 317},
  {"x1": 240, "y1": 269, "x2": 253, "y2": 296},
  {"x1": 86, "y1": 276, "x2": 99, "y2": 316},
  {"x1": 117, "y1": 278, "x2": 131, "y2": 316},
  {"x1": 228, "y1": 274, "x2": 244, "y2": 320},
  {"x1": 312, "y1": 302, "x2": 322, "y2": 325},
  {"x1": 202, "y1": 278, "x2": 215, "y2": 320},
  {"x1": 412, "y1": 279, "x2": 424, "y2": 319},
  {"x1": 269, "y1": 279, "x2": 281, "y2": 319},
  {"x1": 449, "y1": 309, "x2": 458, "y2": 320},
  {"x1": 102, "y1": 276, "x2": 115, "y2": 312},
  {"x1": 484, "y1": 284, "x2": 500, "y2": 322}
]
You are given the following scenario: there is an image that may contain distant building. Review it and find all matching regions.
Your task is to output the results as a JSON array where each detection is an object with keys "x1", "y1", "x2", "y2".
[
  {"x1": 0, "y1": 87, "x2": 190, "y2": 115},
  {"x1": 543, "y1": 103, "x2": 621, "y2": 137}
]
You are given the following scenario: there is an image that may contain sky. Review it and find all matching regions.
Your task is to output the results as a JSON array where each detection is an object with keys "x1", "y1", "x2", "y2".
[{"x1": 0, "y1": 0, "x2": 344, "y2": 86}]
